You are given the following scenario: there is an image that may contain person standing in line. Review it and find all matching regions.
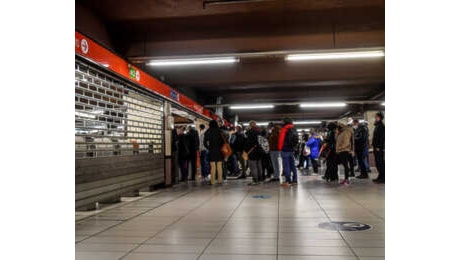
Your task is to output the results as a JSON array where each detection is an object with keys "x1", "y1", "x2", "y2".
[
  {"x1": 269, "y1": 124, "x2": 282, "y2": 182},
  {"x1": 244, "y1": 121, "x2": 264, "y2": 185},
  {"x1": 177, "y1": 127, "x2": 190, "y2": 182},
  {"x1": 260, "y1": 128, "x2": 273, "y2": 182},
  {"x1": 322, "y1": 122, "x2": 339, "y2": 182},
  {"x1": 278, "y1": 118, "x2": 299, "y2": 186},
  {"x1": 204, "y1": 120, "x2": 225, "y2": 185},
  {"x1": 306, "y1": 129, "x2": 321, "y2": 174},
  {"x1": 186, "y1": 126, "x2": 200, "y2": 181},
  {"x1": 231, "y1": 125, "x2": 248, "y2": 179},
  {"x1": 171, "y1": 128, "x2": 179, "y2": 184},
  {"x1": 336, "y1": 122, "x2": 354, "y2": 185},
  {"x1": 352, "y1": 119, "x2": 370, "y2": 179},
  {"x1": 199, "y1": 124, "x2": 210, "y2": 181},
  {"x1": 218, "y1": 120, "x2": 230, "y2": 181},
  {"x1": 372, "y1": 112, "x2": 385, "y2": 184},
  {"x1": 297, "y1": 130, "x2": 308, "y2": 169}
]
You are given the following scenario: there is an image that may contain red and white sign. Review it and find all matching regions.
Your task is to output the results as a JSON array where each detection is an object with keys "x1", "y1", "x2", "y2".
[{"x1": 75, "y1": 31, "x2": 219, "y2": 120}]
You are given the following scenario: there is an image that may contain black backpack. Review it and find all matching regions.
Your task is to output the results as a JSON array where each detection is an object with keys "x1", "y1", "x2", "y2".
[{"x1": 286, "y1": 128, "x2": 299, "y2": 149}]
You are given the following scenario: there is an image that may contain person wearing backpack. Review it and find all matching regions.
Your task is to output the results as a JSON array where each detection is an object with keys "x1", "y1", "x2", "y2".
[
  {"x1": 260, "y1": 128, "x2": 273, "y2": 182},
  {"x1": 244, "y1": 121, "x2": 264, "y2": 185},
  {"x1": 278, "y1": 118, "x2": 299, "y2": 186}
]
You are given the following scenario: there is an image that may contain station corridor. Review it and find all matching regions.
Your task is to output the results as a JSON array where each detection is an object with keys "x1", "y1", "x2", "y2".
[{"x1": 76, "y1": 173, "x2": 384, "y2": 260}]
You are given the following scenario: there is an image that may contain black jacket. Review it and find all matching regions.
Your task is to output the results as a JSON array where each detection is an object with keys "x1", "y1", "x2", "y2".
[
  {"x1": 244, "y1": 127, "x2": 263, "y2": 160},
  {"x1": 186, "y1": 129, "x2": 200, "y2": 154},
  {"x1": 178, "y1": 134, "x2": 190, "y2": 160},
  {"x1": 354, "y1": 124, "x2": 369, "y2": 150},
  {"x1": 204, "y1": 128, "x2": 224, "y2": 162},
  {"x1": 372, "y1": 121, "x2": 385, "y2": 150},
  {"x1": 230, "y1": 132, "x2": 246, "y2": 152}
]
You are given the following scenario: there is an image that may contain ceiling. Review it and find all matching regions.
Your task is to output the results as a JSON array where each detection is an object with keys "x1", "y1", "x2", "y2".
[{"x1": 77, "y1": 0, "x2": 385, "y2": 124}]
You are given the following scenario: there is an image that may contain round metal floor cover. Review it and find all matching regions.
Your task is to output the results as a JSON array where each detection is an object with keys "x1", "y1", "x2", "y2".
[
  {"x1": 252, "y1": 195, "x2": 272, "y2": 199},
  {"x1": 318, "y1": 222, "x2": 371, "y2": 231}
]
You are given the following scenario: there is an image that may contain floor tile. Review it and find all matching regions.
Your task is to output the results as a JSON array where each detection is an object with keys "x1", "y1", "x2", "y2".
[
  {"x1": 122, "y1": 253, "x2": 199, "y2": 260},
  {"x1": 278, "y1": 256, "x2": 358, "y2": 260},
  {"x1": 352, "y1": 247, "x2": 385, "y2": 257},
  {"x1": 199, "y1": 254, "x2": 277, "y2": 260},
  {"x1": 75, "y1": 243, "x2": 138, "y2": 253},
  {"x1": 278, "y1": 246, "x2": 354, "y2": 256},
  {"x1": 75, "y1": 251, "x2": 126, "y2": 260}
]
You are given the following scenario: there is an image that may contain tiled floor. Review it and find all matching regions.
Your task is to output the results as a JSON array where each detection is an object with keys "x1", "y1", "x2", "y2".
[{"x1": 76, "y1": 172, "x2": 384, "y2": 260}]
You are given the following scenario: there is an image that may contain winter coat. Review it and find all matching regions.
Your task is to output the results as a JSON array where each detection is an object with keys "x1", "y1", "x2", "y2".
[
  {"x1": 204, "y1": 128, "x2": 225, "y2": 162},
  {"x1": 372, "y1": 121, "x2": 385, "y2": 150},
  {"x1": 244, "y1": 127, "x2": 264, "y2": 160},
  {"x1": 306, "y1": 134, "x2": 322, "y2": 159},
  {"x1": 336, "y1": 124, "x2": 354, "y2": 153},
  {"x1": 178, "y1": 134, "x2": 190, "y2": 160},
  {"x1": 230, "y1": 132, "x2": 246, "y2": 152},
  {"x1": 186, "y1": 129, "x2": 200, "y2": 157},
  {"x1": 269, "y1": 126, "x2": 281, "y2": 151},
  {"x1": 354, "y1": 124, "x2": 369, "y2": 151},
  {"x1": 278, "y1": 124, "x2": 298, "y2": 152}
]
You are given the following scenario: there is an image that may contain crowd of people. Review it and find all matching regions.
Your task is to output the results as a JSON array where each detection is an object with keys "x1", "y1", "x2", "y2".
[{"x1": 172, "y1": 111, "x2": 385, "y2": 186}]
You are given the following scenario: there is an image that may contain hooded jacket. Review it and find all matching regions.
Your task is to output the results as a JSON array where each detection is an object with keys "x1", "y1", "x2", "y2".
[
  {"x1": 336, "y1": 123, "x2": 354, "y2": 153},
  {"x1": 354, "y1": 124, "x2": 369, "y2": 150},
  {"x1": 306, "y1": 134, "x2": 322, "y2": 159},
  {"x1": 278, "y1": 123, "x2": 298, "y2": 152}
]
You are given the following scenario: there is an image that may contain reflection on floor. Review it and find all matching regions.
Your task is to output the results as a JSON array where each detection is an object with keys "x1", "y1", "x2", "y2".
[{"x1": 76, "y1": 172, "x2": 385, "y2": 260}]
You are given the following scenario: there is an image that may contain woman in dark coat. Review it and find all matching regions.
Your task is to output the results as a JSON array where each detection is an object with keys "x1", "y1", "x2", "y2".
[
  {"x1": 177, "y1": 127, "x2": 190, "y2": 182},
  {"x1": 204, "y1": 120, "x2": 224, "y2": 185},
  {"x1": 321, "y1": 122, "x2": 339, "y2": 182}
]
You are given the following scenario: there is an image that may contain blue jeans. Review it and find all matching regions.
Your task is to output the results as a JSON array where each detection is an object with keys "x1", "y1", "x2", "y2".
[
  {"x1": 200, "y1": 150, "x2": 210, "y2": 178},
  {"x1": 281, "y1": 151, "x2": 297, "y2": 183},
  {"x1": 270, "y1": 151, "x2": 281, "y2": 179}
]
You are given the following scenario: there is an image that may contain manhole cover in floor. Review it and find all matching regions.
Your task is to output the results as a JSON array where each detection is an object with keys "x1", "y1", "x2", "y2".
[
  {"x1": 252, "y1": 195, "x2": 272, "y2": 199},
  {"x1": 318, "y1": 221, "x2": 371, "y2": 231}
]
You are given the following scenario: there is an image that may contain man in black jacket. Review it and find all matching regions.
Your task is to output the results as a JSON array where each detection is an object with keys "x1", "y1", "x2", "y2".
[
  {"x1": 372, "y1": 112, "x2": 385, "y2": 183},
  {"x1": 353, "y1": 119, "x2": 370, "y2": 179},
  {"x1": 186, "y1": 126, "x2": 200, "y2": 181},
  {"x1": 231, "y1": 125, "x2": 247, "y2": 179}
]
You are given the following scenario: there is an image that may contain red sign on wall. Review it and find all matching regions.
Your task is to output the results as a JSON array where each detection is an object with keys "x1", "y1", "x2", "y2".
[{"x1": 75, "y1": 31, "x2": 214, "y2": 119}]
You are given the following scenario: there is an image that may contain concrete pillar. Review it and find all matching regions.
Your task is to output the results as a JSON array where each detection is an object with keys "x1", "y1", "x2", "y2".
[{"x1": 164, "y1": 101, "x2": 174, "y2": 186}]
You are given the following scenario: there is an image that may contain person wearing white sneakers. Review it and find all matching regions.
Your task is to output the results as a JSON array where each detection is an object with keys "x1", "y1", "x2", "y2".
[{"x1": 336, "y1": 122, "x2": 354, "y2": 185}]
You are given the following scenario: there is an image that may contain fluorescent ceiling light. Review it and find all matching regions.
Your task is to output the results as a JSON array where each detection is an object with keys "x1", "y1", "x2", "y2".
[
  {"x1": 297, "y1": 128, "x2": 311, "y2": 132},
  {"x1": 148, "y1": 57, "x2": 238, "y2": 66},
  {"x1": 286, "y1": 50, "x2": 384, "y2": 61},
  {"x1": 230, "y1": 105, "x2": 274, "y2": 110},
  {"x1": 293, "y1": 121, "x2": 322, "y2": 125},
  {"x1": 242, "y1": 122, "x2": 269, "y2": 126},
  {"x1": 300, "y1": 102, "x2": 347, "y2": 108}
]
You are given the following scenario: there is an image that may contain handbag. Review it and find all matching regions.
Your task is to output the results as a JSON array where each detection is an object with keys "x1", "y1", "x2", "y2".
[
  {"x1": 243, "y1": 145, "x2": 257, "y2": 161},
  {"x1": 302, "y1": 144, "x2": 311, "y2": 156},
  {"x1": 220, "y1": 133, "x2": 233, "y2": 159}
]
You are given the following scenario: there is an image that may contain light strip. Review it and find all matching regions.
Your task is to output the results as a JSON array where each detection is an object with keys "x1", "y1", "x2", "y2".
[
  {"x1": 230, "y1": 105, "x2": 274, "y2": 110},
  {"x1": 147, "y1": 57, "x2": 238, "y2": 66},
  {"x1": 286, "y1": 50, "x2": 384, "y2": 61},
  {"x1": 242, "y1": 122, "x2": 269, "y2": 126},
  {"x1": 300, "y1": 102, "x2": 347, "y2": 108},
  {"x1": 297, "y1": 128, "x2": 311, "y2": 132},
  {"x1": 293, "y1": 121, "x2": 322, "y2": 125}
]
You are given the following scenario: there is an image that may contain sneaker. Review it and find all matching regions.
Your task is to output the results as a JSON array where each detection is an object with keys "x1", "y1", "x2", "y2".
[
  {"x1": 264, "y1": 178, "x2": 272, "y2": 182},
  {"x1": 248, "y1": 182, "x2": 258, "y2": 186},
  {"x1": 292, "y1": 181, "x2": 298, "y2": 185},
  {"x1": 281, "y1": 182, "x2": 291, "y2": 187},
  {"x1": 340, "y1": 180, "x2": 350, "y2": 185}
]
